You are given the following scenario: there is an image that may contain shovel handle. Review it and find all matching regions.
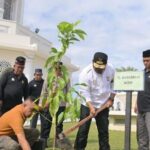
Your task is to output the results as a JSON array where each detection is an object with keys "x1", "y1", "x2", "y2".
[{"x1": 63, "y1": 103, "x2": 108, "y2": 136}]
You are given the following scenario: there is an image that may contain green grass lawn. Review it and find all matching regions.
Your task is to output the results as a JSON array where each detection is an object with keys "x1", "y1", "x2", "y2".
[{"x1": 46, "y1": 122, "x2": 138, "y2": 150}]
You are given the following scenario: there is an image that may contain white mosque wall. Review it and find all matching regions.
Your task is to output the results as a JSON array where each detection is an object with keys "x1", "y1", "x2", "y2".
[{"x1": 0, "y1": 48, "x2": 24, "y2": 66}]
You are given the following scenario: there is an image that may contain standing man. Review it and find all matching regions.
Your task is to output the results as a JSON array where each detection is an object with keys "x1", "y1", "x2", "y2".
[
  {"x1": 74, "y1": 52, "x2": 116, "y2": 150},
  {"x1": 40, "y1": 61, "x2": 69, "y2": 145},
  {"x1": 29, "y1": 69, "x2": 44, "y2": 128},
  {"x1": 134, "y1": 49, "x2": 150, "y2": 150},
  {"x1": 0, "y1": 56, "x2": 28, "y2": 114}
]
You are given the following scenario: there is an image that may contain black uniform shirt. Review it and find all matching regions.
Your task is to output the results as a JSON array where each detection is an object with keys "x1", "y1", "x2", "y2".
[
  {"x1": 28, "y1": 79, "x2": 44, "y2": 103},
  {"x1": 137, "y1": 70, "x2": 150, "y2": 113},
  {"x1": 0, "y1": 69, "x2": 28, "y2": 112}
]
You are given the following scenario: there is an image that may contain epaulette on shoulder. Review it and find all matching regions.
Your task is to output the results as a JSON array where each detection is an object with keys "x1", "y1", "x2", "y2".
[{"x1": 86, "y1": 68, "x2": 92, "y2": 74}]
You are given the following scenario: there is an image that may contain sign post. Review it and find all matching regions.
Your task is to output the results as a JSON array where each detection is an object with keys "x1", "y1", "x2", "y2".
[
  {"x1": 114, "y1": 71, "x2": 144, "y2": 150},
  {"x1": 124, "y1": 91, "x2": 132, "y2": 150}
]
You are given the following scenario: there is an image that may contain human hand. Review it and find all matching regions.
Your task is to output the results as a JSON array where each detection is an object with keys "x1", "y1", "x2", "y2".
[
  {"x1": 87, "y1": 101, "x2": 96, "y2": 116},
  {"x1": 106, "y1": 99, "x2": 113, "y2": 108},
  {"x1": 89, "y1": 106, "x2": 96, "y2": 116}
]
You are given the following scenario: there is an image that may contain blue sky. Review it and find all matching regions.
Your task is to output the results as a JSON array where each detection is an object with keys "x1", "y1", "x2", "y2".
[{"x1": 23, "y1": 0, "x2": 150, "y2": 79}]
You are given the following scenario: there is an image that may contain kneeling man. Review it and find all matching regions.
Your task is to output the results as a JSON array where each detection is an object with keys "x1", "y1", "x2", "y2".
[{"x1": 0, "y1": 96, "x2": 39, "y2": 150}]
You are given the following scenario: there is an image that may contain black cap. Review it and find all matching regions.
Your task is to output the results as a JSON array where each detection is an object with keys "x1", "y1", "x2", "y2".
[
  {"x1": 15, "y1": 56, "x2": 26, "y2": 65},
  {"x1": 35, "y1": 69, "x2": 42, "y2": 74},
  {"x1": 55, "y1": 61, "x2": 63, "y2": 69},
  {"x1": 143, "y1": 49, "x2": 150, "y2": 57},
  {"x1": 57, "y1": 61, "x2": 63, "y2": 65},
  {"x1": 93, "y1": 52, "x2": 108, "y2": 69}
]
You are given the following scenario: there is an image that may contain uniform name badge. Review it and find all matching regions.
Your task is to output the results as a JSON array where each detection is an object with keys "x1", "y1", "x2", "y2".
[
  {"x1": 11, "y1": 78, "x2": 15, "y2": 81},
  {"x1": 34, "y1": 84, "x2": 37, "y2": 87}
]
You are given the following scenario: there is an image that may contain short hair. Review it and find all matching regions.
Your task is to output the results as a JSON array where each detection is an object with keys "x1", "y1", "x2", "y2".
[{"x1": 15, "y1": 56, "x2": 26, "y2": 65}]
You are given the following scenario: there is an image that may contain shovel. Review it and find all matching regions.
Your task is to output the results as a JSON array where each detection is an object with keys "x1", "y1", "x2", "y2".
[{"x1": 56, "y1": 103, "x2": 108, "y2": 150}]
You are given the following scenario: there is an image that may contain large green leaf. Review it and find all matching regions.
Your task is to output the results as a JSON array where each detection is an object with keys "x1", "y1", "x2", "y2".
[
  {"x1": 73, "y1": 20, "x2": 81, "y2": 27},
  {"x1": 57, "y1": 78, "x2": 66, "y2": 89},
  {"x1": 45, "y1": 56, "x2": 55, "y2": 68},
  {"x1": 73, "y1": 29, "x2": 87, "y2": 40},
  {"x1": 49, "y1": 96, "x2": 59, "y2": 117},
  {"x1": 57, "y1": 90, "x2": 65, "y2": 101},
  {"x1": 57, "y1": 22, "x2": 73, "y2": 34},
  {"x1": 66, "y1": 92, "x2": 73, "y2": 104},
  {"x1": 51, "y1": 47, "x2": 58, "y2": 53},
  {"x1": 57, "y1": 112, "x2": 64, "y2": 124}
]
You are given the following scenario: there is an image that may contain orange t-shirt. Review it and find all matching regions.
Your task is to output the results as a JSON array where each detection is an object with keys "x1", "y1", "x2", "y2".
[{"x1": 0, "y1": 104, "x2": 26, "y2": 136}]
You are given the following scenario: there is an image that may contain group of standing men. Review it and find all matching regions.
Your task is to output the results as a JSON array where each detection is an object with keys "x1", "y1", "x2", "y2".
[
  {"x1": 0, "y1": 56, "x2": 67, "y2": 150},
  {"x1": 0, "y1": 49, "x2": 150, "y2": 150}
]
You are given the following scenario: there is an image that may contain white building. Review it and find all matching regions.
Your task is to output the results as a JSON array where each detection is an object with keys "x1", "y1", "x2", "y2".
[{"x1": 0, "y1": 0, "x2": 78, "y2": 80}]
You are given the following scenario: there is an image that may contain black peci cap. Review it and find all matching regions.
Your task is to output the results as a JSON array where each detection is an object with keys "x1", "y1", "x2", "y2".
[
  {"x1": 15, "y1": 56, "x2": 26, "y2": 65},
  {"x1": 35, "y1": 68, "x2": 42, "y2": 74},
  {"x1": 93, "y1": 52, "x2": 108, "y2": 69},
  {"x1": 143, "y1": 49, "x2": 150, "y2": 57},
  {"x1": 93, "y1": 52, "x2": 108, "y2": 62}
]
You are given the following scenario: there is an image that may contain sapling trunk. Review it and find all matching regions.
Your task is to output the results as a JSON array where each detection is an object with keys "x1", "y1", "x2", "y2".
[{"x1": 52, "y1": 115, "x2": 56, "y2": 150}]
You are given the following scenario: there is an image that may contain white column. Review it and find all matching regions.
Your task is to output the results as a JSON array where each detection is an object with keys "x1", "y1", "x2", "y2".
[
  {"x1": 12, "y1": 0, "x2": 24, "y2": 24},
  {"x1": 0, "y1": 0, "x2": 4, "y2": 19},
  {"x1": 24, "y1": 52, "x2": 35, "y2": 81}
]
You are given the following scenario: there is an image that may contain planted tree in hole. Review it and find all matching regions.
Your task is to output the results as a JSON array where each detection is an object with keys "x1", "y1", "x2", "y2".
[{"x1": 43, "y1": 21, "x2": 87, "y2": 149}]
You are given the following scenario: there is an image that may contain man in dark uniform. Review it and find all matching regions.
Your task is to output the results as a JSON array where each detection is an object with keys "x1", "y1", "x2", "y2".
[
  {"x1": 39, "y1": 61, "x2": 69, "y2": 146},
  {"x1": 134, "y1": 49, "x2": 150, "y2": 150},
  {"x1": 29, "y1": 69, "x2": 44, "y2": 128},
  {"x1": 0, "y1": 56, "x2": 28, "y2": 114}
]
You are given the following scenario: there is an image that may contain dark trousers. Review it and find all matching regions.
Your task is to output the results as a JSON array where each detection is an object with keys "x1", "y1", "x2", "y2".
[
  {"x1": 74, "y1": 105, "x2": 110, "y2": 150},
  {"x1": 137, "y1": 112, "x2": 150, "y2": 150},
  {"x1": 40, "y1": 106, "x2": 66, "y2": 139},
  {"x1": 30, "y1": 113, "x2": 39, "y2": 128}
]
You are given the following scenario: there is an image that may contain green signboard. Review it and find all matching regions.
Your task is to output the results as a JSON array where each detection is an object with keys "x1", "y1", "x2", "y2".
[{"x1": 114, "y1": 71, "x2": 144, "y2": 91}]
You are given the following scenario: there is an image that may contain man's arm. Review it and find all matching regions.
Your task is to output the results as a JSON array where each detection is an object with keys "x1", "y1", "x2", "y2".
[
  {"x1": 79, "y1": 71, "x2": 96, "y2": 115},
  {"x1": 28, "y1": 81, "x2": 32, "y2": 96},
  {"x1": 16, "y1": 133, "x2": 31, "y2": 150},
  {"x1": 87, "y1": 101, "x2": 96, "y2": 115},
  {"x1": 23, "y1": 78, "x2": 29, "y2": 100},
  {"x1": 0, "y1": 71, "x2": 9, "y2": 113},
  {"x1": 105, "y1": 93, "x2": 116, "y2": 108}
]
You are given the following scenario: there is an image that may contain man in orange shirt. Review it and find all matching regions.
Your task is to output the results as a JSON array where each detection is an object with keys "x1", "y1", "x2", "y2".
[{"x1": 0, "y1": 96, "x2": 39, "y2": 150}]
